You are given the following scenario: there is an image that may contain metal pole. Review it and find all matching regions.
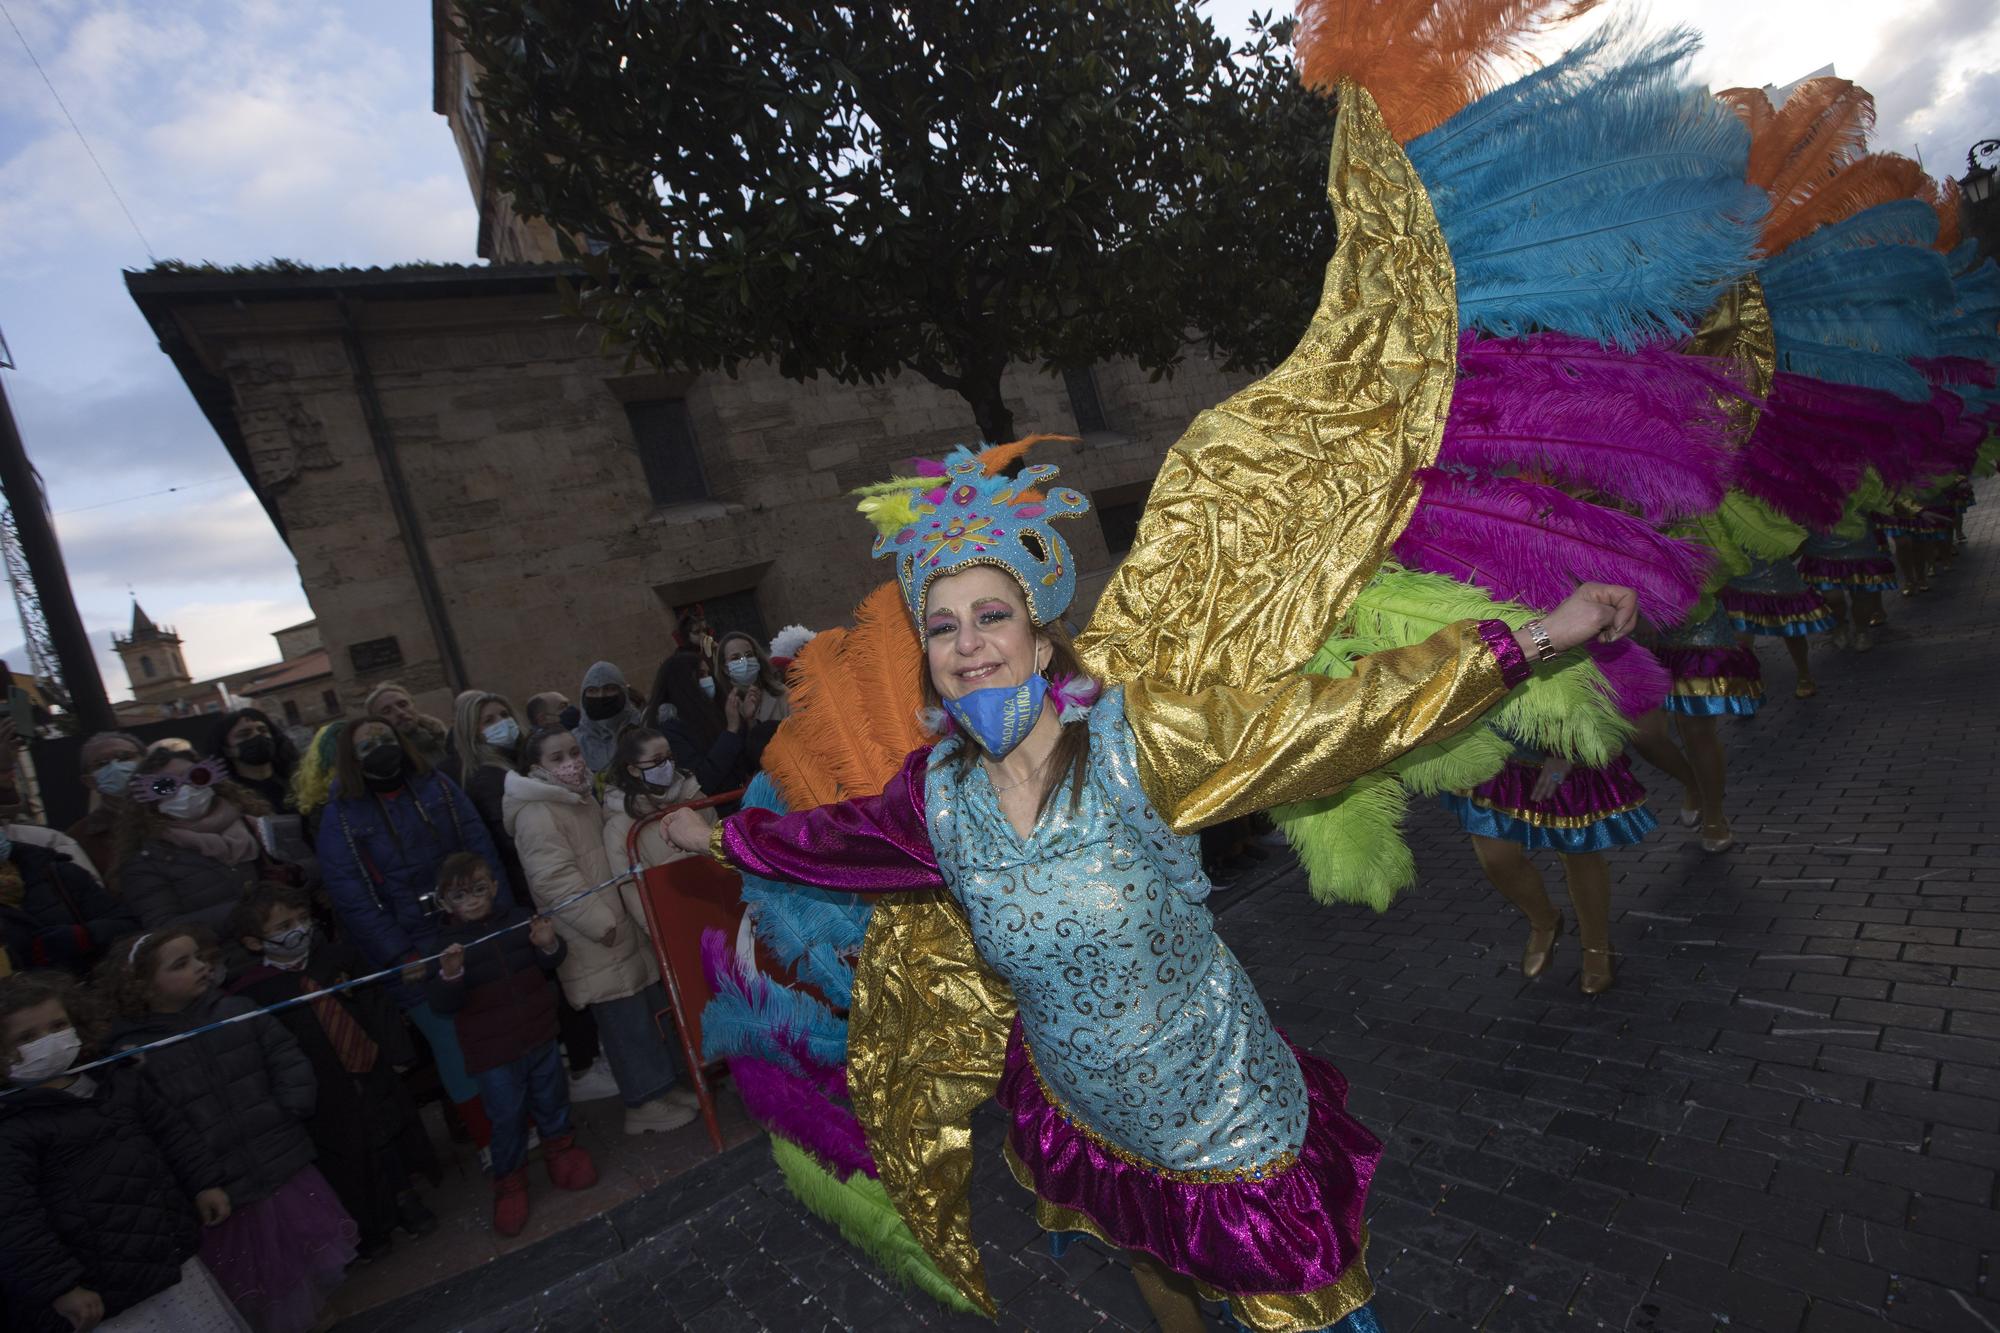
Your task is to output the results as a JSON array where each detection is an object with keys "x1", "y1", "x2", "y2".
[{"x1": 0, "y1": 377, "x2": 116, "y2": 732}]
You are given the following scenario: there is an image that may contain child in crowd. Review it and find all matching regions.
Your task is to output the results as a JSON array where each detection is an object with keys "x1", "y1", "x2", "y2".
[
  {"x1": 0, "y1": 971, "x2": 245, "y2": 1333},
  {"x1": 101, "y1": 929, "x2": 356, "y2": 1333},
  {"x1": 227, "y1": 884, "x2": 440, "y2": 1264},
  {"x1": 427, "y1": 853, "x2": 596, "y2": 1237}
]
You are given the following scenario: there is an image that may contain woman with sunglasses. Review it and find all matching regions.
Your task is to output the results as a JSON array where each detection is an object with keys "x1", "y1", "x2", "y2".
[{"x1": 112, "y1": 751, "x2": 273, "y2": 934}]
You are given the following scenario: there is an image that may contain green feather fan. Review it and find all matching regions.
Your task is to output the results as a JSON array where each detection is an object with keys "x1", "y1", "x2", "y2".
[
  {"x1": 1715, "y1": 491, "x2": 1806, "y2": 561},
  {"x1": 1973, "y1": 434, "x2": 1998, "y2": 480},
  {"x1": 1274, "y1": 568, "x2": 1631, "y2": 910},
  {"x1": 769, "y1": 1135, "x2": 981, "y2": 1315}
]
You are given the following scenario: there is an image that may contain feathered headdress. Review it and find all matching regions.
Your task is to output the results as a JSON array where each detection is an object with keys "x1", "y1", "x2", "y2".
[{"x1": 856, "y1": 437, "x2": 1090, "y2": 629}]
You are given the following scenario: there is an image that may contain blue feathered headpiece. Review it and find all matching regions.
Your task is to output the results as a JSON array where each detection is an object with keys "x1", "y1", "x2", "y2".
[{"x1": 856, "y1": 438, "x2": 1092, "y2": 628}]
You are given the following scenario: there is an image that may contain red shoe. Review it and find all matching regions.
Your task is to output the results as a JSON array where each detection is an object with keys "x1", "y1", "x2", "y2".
[
  {"x1": 492, "y1": 1169, "x2": 531, "y2": 1237},
  {"x1": 542, "y1": 1133, "x2": 599, "y2": 1191}
]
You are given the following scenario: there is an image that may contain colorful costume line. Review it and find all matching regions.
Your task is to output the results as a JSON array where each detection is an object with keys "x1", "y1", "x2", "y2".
[
  {"x1": 1720, "y1": 555, "x2": 1835, "y2": 638},
  {"x1": 1655, "y1": 606, "x2": 1765, "y2": 717}
]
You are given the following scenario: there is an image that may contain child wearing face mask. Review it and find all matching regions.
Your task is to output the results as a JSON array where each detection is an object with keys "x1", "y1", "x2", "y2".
[
  {"x1": 601, "y1": 727, "x2": 714, "y2": 895},
  {"x1": 0, "y1": 971, "x2": 244, "y2": 1333},
  {"x1": 426, "y1": 853, "x2": 596, "y2": 1236},
  {"x1": 224, "y1": 885, "x2": 439, "y2": 1264},
  {"x1": 503, "y1": 728, "x2": 697, "y2": 1137},
  {"x1": 101, "y1": 929, "x2": 356, "y2": 1333}
]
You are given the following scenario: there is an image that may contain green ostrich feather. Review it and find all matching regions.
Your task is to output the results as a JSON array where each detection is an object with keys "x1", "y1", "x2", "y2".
[
  {"x1": 1976, "y1": 435, "x2": 1999, "y2": 480},
  {"x1": 1275, "y1": 569, "x2": 1630, "y2": 909},
  {"x1": 1715, "y1": 491, "x2": 1806, "y2": 560},
  {"x1": 768, "y1": 1135, "x2": 981, "y2": 1315},
  {"x1": 1274, "y1": 770, "x2": 1415, "y2": 912}
]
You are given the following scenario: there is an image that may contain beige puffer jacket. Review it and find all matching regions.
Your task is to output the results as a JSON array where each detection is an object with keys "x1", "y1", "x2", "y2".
[
  {"x1": 502, "y1": 771, "x2": 658, "y2": 1007},
  {"x1": 600, "y1": 780, "x2": 716, "y2": 938}
]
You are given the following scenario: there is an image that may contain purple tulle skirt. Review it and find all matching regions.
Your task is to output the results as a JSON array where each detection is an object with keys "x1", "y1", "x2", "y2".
[
  {"x1": 1719, "y1": 587, "x2": 1836, "y2": 637},
  {"x1": 997, "y1": 1023, "x2": 1378, "y2": 1297},
  {"x1": 198, "y1": 1166, "x2": 356, "y2": 1333},
  {"x1": 1656, "y1": 644, "x2": 1764, "y2": 717}
]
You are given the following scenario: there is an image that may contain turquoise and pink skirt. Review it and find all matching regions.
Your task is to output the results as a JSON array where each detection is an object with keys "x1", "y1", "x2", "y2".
[
  {"x1": 1001, "y1": 1023, "x2": 1382, "y2": 1332},
  {"x1": 1875, "y1": 509, "x2": 1955, "y2": 544},
  {"x1": 1720, "y1": 556, "x2": 1835, "y2": 638},
  {"x1": 1656, "y1": 606, "x2": 1763, "y2": 717},
  {"x1": 1440, "y1": 754, "x2": 1658, "y2": 854},
  {"x1": 1797, "y1": 530, "x2": 1897, "y2": 593}
]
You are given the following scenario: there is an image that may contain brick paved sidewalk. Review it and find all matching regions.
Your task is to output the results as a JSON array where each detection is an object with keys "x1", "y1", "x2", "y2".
[{"x1": 337, "y1": 480, "x2": 1999, "y2": 1333}]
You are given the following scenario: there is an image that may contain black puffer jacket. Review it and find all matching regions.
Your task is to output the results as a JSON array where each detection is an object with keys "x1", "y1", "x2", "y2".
[
  {"x1": 0, "y1": 1066, "x2": 224, "y2": 1333},
  {"x1": 0, "y1": 842, "x2": 138, "y2": 974},
  {"x1": 110, "y1": 988, "x2": 317, "y2": 1205},
  {"x1": 116, "y1": 839, "x2": 258, "y2": 934}
]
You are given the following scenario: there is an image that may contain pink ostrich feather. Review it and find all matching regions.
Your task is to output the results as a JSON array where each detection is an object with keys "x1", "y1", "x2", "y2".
[
  {"x1": 1586, "y1": 638, "x2": 1673, "y2": 719},
  {"x1": 1440, "y1": 333, "x2": 1743, "y2": 524},
  {"x1": 729, "y1": 1056, "x2": 877, "y2": 1178},
  {"x1": 1393, "y1": 470, "x2": 1711, "y2": 625}
]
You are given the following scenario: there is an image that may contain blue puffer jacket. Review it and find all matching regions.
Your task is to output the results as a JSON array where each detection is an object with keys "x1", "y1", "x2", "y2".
[{"x1": 315, "y1": 771, "x2": 512, "y2": 1007}]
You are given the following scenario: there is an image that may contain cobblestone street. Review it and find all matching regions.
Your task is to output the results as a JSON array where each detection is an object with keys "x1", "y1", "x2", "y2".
[{"x1": 335, "y1": 482, "x2": 2000, "y2": 1333}]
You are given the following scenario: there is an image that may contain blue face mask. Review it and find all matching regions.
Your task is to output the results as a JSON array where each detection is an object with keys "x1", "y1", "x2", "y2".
[
  {"x1": 942, "y1": 675, "x2": 1048, "y2": 760},
  {"x1": 482, "y1": 717, "x2": 521, "y2": 749},
  {"x1": 94, "y1": 759, "x2": 139, "y2": 799}
]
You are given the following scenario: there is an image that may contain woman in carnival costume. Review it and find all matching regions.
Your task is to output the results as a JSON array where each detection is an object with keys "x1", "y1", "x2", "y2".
[
  {"x1": 667, "y1": 443, "x2": 1630, "y2": 1329},
  {"x1": 1718, "y1": 555, "x2": 1833, "y2": 697}
]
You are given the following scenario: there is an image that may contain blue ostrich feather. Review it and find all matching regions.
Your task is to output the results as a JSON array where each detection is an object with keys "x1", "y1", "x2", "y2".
[
  {"x1": 1408, "y1": 25, "x2": 1765, "y2": 349},
  {"x1": 732, "y1": 774, "x2": 871, "y2": 994}
]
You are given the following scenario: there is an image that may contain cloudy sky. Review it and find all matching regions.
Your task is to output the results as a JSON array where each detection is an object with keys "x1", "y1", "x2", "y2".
[{"x1": 1, "y1": 1, "x2": 1994, "y2": 701}]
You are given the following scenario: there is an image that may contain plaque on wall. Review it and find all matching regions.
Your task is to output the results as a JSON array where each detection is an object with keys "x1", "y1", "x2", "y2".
[{"x1": 349, "y1": 636, "x2": 403, "y2": 674}]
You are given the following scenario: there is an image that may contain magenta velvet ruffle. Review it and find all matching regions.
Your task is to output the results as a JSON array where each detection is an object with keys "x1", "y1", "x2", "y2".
[
  {"x1": 1470, "y1": 754, "x2": 1648, "y2": 821},
  {"x1": 1474, "y1": 619, "x2": 1532, "y2": 688},
  {"x1": 1655, "y1": 644, "x2": 1761, "y2": 686},
  {"x1": 722, "y1": 747, "x2": 943, "y2": 892},
  {"x1": 1718, "y1": 588, "x2": 1826, "y2": 618},
  {"x1": 996, "y1": 1024, "x2": 1379, "y2": 1297},
  {"x1": 1797, "y1": 555, "x2": 1897, "y2": 589}
]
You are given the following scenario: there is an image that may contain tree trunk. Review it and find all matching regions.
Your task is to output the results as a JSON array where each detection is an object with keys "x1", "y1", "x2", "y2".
[{"x1": 962, "y1": 373, "x2": 1015, "y2": 445}]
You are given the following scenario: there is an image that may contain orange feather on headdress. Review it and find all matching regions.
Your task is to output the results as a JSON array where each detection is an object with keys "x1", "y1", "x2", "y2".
[
  {"x1": 1295, "y1": 0, "x2": 1603, "y2": 143},
  {"x1": 761, "y1": 581, "x2": 933, "y2": 810},
  {"x1": 1739, "y1": 76, "x2": 1874, "y2": 196}
]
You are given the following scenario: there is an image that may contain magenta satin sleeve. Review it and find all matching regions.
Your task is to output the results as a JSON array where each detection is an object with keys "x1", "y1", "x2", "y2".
[{"x1": 718, "y1": 747, "x2": 944, "y2": 892}]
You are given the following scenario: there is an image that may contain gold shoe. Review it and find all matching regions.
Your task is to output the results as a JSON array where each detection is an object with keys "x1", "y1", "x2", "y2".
[
  {"x1": 1522, "y1": 911, "x2": 1562, "y2": 980},
  {"x1": 1579, "y1": 946, "x2": 1615, "y2": 995},
  {"x1": 1794, "y1": 678, "x2": 1818, "y2": 699},
  {"x1": 1700, "y1": 823, "x2": 1734, "y2": 854}
]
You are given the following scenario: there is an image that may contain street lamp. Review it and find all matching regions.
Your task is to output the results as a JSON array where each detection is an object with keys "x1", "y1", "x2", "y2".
[{"x1": 1965, "y1": 139, "x2": 2000, "y2": 205}]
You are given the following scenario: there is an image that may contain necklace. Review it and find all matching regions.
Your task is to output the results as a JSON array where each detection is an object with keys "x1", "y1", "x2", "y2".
[{"x1": 985, "y1": 752, "x2": 1053, "y2": 794}]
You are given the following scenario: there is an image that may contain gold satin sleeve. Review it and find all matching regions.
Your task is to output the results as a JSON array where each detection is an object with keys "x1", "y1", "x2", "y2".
[
  {"x1": 1689, "y1": 275, "x2": 1775, "y2": 441},
  {"x1": 1125, "y1": 620, "x2": 1508, "y2": 833},
  {"x1": 847, "y1": 893, "x2": 1017, "y2": 1315},
  {"x1": 1076, "y1": 81, "x2": 1458, "y2": 696}
]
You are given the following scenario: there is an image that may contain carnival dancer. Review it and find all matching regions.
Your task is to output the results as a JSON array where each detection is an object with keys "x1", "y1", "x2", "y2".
[
  {"x1": 1719, "y1": 554, "x2": 1833, "y2": 698},
  {"x1": 662, "y1": 442, "x2": 1634, "y2": 1331}
]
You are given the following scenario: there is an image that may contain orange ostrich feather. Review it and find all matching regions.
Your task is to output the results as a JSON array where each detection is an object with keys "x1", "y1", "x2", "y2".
[
  {"x1": 1923, "y1": 176, "x2": 1964, "y2": 252},
  {"x1": 1295, "y1": 0, "x2": 1603, "y2": 143},
  {"x1": 762, "y1": 581, "x2": 932, "y2": 811},
  {"x1": 1761, "y1": 152, "x2": 1928, "y2": 254}
]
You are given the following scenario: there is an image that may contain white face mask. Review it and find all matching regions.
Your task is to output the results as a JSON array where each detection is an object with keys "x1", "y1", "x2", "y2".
[
  {"x1": 698, "y1": 677, "x2": 716, "y2": 699},
  {"x1": 482, "y1": 717, "x2": 521, "y2": 749},
  {"x1": 158, "y1": 783, "x2": 216, "y2": 821},
  {"x1": 9, "y1": 1028, "x2": 82, "y2": 1085},
  {"x1": 640, "y1": 759, "x2": 677, "y2": 790},
  {"x1": 725, "y1": 658, "x2": 761, "y2": 685}
]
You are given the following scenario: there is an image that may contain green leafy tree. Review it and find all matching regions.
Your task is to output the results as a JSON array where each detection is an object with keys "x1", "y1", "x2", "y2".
[{"x1": 459, "y1": 1, "x2": 1333, "y2": 441}]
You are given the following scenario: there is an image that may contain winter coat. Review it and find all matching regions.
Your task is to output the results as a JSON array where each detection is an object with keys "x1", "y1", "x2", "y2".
[
  {"x1": 0, "y1": 1065, "x2": 225, "y2": 1333},
  {"x1": 502, "y1": 772, "x2": 658, "y2": 1007},
  {"x1": 5, "y1": 824, "x2": 104, "y2": 885},
  {"x1": 600, "y1": 783, "x2": 715, "y2": 936},
  {"x1": 315, "y1": 772, "x2": 510, "y2": 1007},
  {"x1": 116, "y1": 838, "x2": 258, "y2": 935},
  {"x1": 573, "y1": 660, "x2": 644, "y2": 775},
  {"x1": 63, "y1": 806, "x2": 123, "y2": 887},
  {"x1": 110, "y1": 987, "x2": 317, "y2": 1205},
  {"x1": 661, "y1": 713, "x2": 769, "y2": 797},
  {"x1": 0, "y1": 842, "x2": 138, "y2": 974},
  {"x1": 463, "y1": 763, "x2": 529, "y2": 900},
  {"x1": 425, "y1": 904, "x2": 567, "y2": 1073}
]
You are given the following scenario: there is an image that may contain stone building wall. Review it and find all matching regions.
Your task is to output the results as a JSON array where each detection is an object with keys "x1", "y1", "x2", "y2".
[{"x1": 153, "y1": 277, "x2": 1250, "y2": 721}]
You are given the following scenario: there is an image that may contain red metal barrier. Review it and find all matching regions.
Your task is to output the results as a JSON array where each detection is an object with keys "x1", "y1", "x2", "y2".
[{"x1": 625, "y1": 790, "x2": 744, "y2": 1154}]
